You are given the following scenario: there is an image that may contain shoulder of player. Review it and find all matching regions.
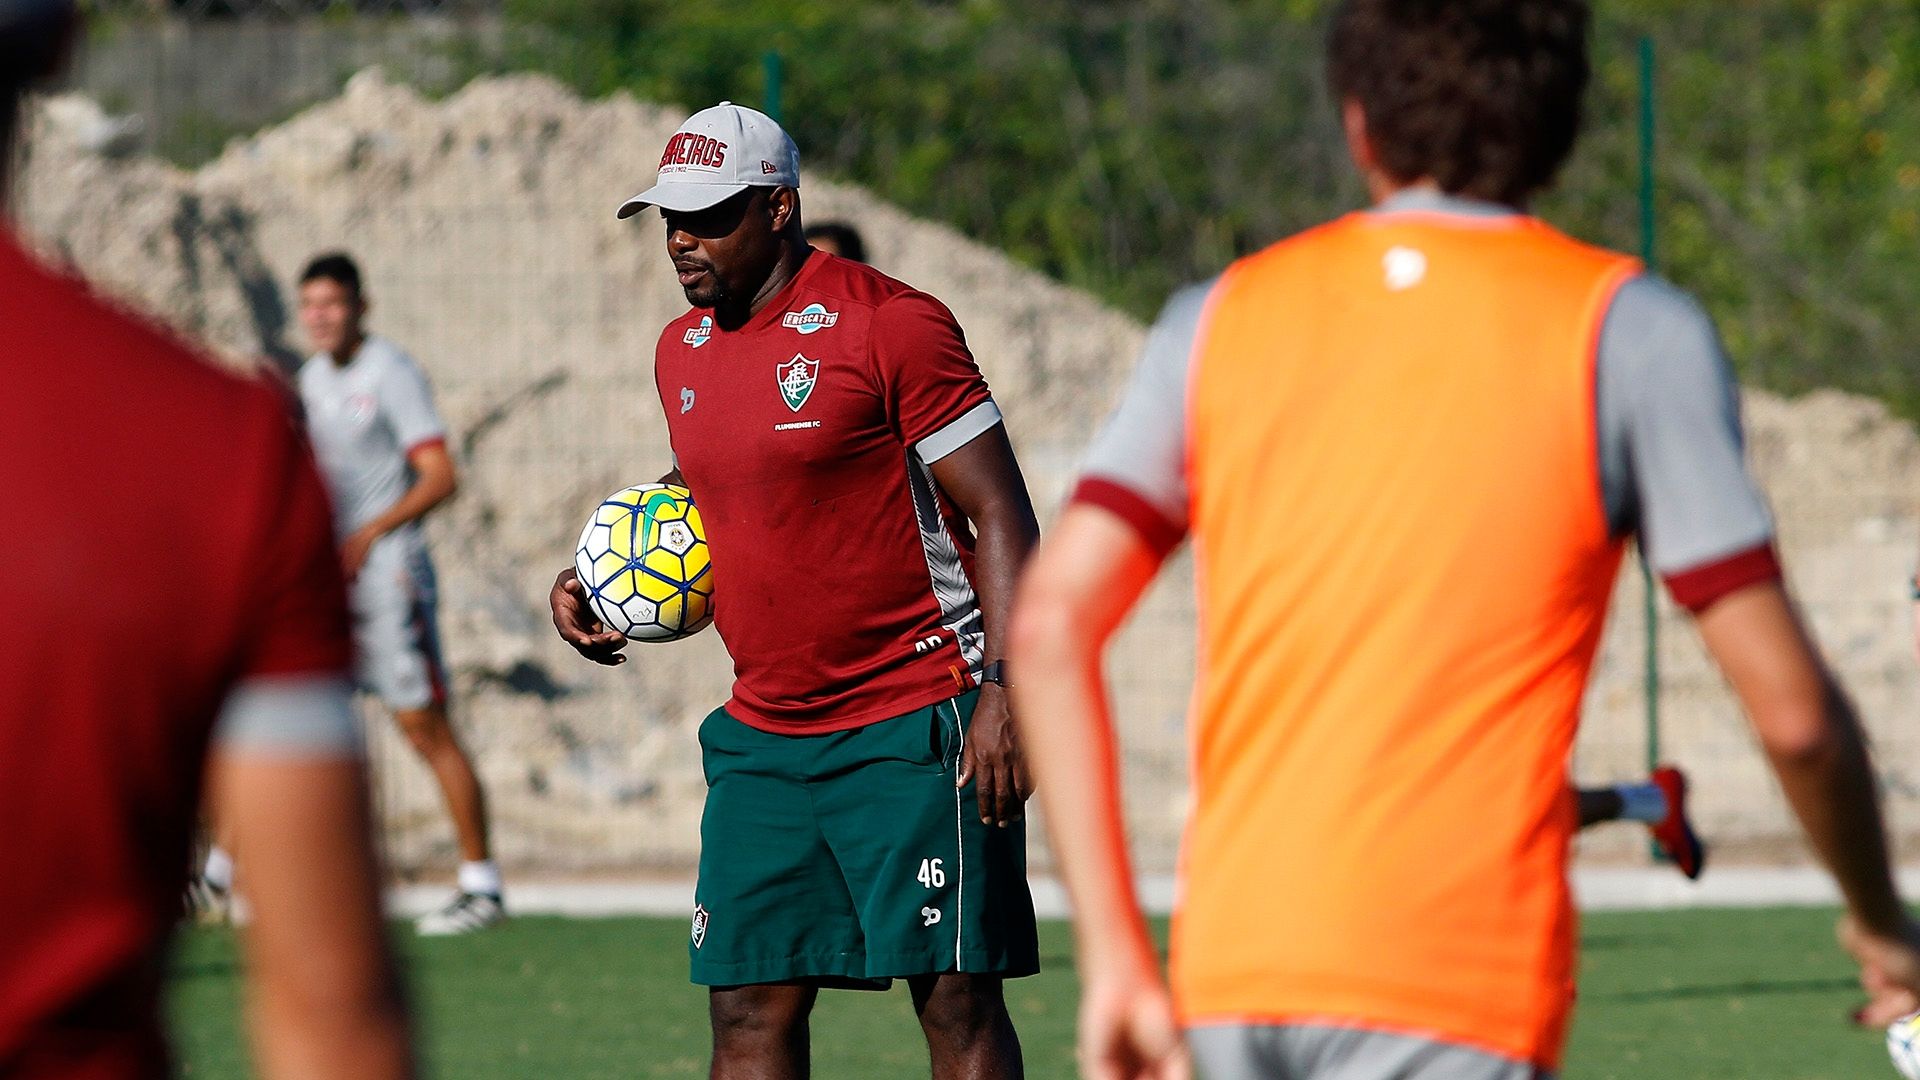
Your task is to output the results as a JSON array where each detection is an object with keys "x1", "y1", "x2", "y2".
[
  {"x1": 358, "y1": 335, "x2": 425, "y2": 375},
  {"x1": 1598, "y1": 273, "x2": 1720, "y2": 381},
  {"x1": 14, "y1": 244, "x2": 271, "y2": 409},
  {"x1": 659, "y1": 306, "x2": 703, "y2": 338},
  {"x1": 655, "y1": 306, "x2": 711, "y2": 358},
  {"x1": 1604, "y1": 272, "x2": 1708, "y2": 325},
  {"x1": 799, "y1": 253, "x2": 946, "y2": 319},
  {"x1": 1224, "y1": 214, "x2": 1368, "y2": 278}
]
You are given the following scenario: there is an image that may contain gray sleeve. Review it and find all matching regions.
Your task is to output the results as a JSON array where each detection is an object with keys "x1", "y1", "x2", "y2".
[
  {"x1": 916, "y1": 400, "x2": 1004, "y2": 463},
  {"x1": 1597, "y1": 275, "x2": 1775, "y2": 575},
  {"x1": 376, "y1": 345, "x2": 448, "y2": 451},
  {"x1": 212, "y1": 674, "x2": 364, "y2": 758},
  {"x1": 1075, "y1": 280, "x2": 1214, "y2": 540}
]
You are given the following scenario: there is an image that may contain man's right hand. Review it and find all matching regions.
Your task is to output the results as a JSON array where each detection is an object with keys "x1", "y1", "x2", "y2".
[
  {"x1": 1078, "y1": 963, "x2": 1190, "y2": 1080},
  {"x1": 1909, "y1": 597, "x2": 1920, "y2": 666},
  {"x1": 1841, "y1": 915, "x2": 1920, "y2": 1026},
  {"x1": 551, "y1": 567, "x2": 629, "y2": 666}
]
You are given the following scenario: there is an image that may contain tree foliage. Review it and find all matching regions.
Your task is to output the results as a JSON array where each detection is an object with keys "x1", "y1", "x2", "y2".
[{"x1": 493, "y1": 0, "x2": 1920, "y2": 414}]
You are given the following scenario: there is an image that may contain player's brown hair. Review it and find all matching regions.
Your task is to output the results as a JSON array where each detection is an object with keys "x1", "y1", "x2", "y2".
[
  {"x1": 1326, "y1": 0, "x2": 1590, "y2": 207},
  {"x1": 300, "y1": 251, "x2": 365, "y2": 301}
]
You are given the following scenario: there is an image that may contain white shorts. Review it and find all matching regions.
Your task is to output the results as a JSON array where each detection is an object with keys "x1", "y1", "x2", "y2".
[{"x1": 348, "y1": 533, "x2": 446, "y2": 712}]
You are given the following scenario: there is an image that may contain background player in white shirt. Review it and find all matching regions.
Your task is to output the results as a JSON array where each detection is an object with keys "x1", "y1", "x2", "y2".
[{"x1": 200, "y1": 253, "x2": 504, "y2": 936}]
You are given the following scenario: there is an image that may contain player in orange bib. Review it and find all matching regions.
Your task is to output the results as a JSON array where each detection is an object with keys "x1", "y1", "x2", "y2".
[{"x1": 1009, "y1": 1, "x2": 1920, "y2": 1077}]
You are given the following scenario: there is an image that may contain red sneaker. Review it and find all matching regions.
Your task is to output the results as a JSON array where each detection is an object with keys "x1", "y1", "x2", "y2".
[{"x1": 1649, "y1": 765, "x2": 1706, "y2": 881}]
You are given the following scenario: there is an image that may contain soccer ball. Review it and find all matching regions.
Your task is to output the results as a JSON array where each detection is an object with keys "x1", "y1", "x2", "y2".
[
  {"x1": 573, "y1": 483, "x2": 714, "y2": 642},
  {"x1": 1890, "y1": 1010, "x2": 1920, "y2": 1079}
]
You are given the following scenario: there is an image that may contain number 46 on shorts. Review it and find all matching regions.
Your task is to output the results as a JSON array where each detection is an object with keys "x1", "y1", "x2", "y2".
[{"x1": 916, "y1": 858, "x2": 946, "y2": 888}]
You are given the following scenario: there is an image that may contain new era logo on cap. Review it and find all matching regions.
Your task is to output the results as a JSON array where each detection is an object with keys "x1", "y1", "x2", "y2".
[{"x1": 617, "y1": 102, "x2": 801, "y2": 219}]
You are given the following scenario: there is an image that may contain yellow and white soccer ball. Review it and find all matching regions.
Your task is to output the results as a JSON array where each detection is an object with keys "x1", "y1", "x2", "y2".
[
  {"x1": 573, "y1": 483, "x2": 714, "y2": 642},
  {"x1": 1890, "y1": 1010, "x2": 1920, "y2": 1080}
]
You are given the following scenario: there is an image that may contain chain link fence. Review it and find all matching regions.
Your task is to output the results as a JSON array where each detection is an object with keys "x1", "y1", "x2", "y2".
[{"x1": 21, "y1": 6, "x2": 1920, "y2": 881}]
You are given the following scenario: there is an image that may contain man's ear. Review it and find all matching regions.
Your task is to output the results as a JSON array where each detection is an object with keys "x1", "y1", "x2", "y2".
[
  {"x1": 1342, "y1": 98, "x2": 1377, "y2": 175},
  {"x1": 770, "y1": 187, "x2": 798, "y2": 231}
]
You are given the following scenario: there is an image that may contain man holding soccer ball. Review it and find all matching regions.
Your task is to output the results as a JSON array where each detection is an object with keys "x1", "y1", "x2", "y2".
[{"x1": 550, "y1": 104, "x2": 1041, "y2": 1078}]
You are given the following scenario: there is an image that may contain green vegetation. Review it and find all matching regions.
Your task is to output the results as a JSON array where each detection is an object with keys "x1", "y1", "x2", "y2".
[
  {"x1": 169, "y1": 907, "x2": 1890, "y2": 1079},
  {"x1": 481, "y1": 1, "x2": 1920, "y2": 417}
]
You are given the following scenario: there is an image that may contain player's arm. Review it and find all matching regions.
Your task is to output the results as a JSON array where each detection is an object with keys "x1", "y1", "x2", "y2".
[
  {"x1": 1009, "y1": 507, "x2": 1187, "y2": 1080},
  {"x1": 1010, "y1": 284, "x2": 1204, "y2": 1080},
  {"x1": 213, "y1": 746, "x2": 413, "y2": 1080},
  {"x1": 220, "y1": 403, "x2": 414, "y2": 1079},
  {"x1": 870, "y1": 288, "x2": 1040, "y2": 825},
  {"x1": 1690, "y1": 584, "x2": 1920, "y2": 1023},
  {"x1": 1909, "y1": 566, "x2": 1920, "y2": 666},
  {"x1": 345, "y1": 442, "x2": 458, "y2": 575},
  {"x1": 1607, "y1": 276, "x2": 1920, "y2": 1021},
  {"x1": 341, "y1": 355, "x2": 458, "y2": 578},
  {"x1": 929, "y1": 425, "x2": 1041, "y2": 827},
  {"x1": 548, "y1": 465, "x2": 685, "y2": 665}
]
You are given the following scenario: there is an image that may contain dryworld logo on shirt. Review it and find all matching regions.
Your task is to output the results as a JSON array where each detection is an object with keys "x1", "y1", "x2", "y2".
[
  {"x1": 778, "y1": 353, "x2": 819, "y2": 412},
  {"x1": 782, "y1": 303, "x2": 839, "y2": 335},
  {"x1": 684, "y1": 315, "x2": 713, "y2": 348}
]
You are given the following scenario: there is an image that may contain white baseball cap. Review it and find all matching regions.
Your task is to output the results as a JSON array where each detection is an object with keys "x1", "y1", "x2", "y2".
[{"x1": 617, "y1": 102, "x2": 801, "y2": 219}]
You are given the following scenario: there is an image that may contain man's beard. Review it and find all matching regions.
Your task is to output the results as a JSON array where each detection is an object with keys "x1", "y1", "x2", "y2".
[{"x1": 682, "y1": 278, "x2": 728, "y2": 309}]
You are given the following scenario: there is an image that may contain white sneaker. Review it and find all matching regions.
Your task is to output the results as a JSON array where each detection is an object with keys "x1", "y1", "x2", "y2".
[{"x1": 415, "y1": 890, "x2": 506, "y2": 936}]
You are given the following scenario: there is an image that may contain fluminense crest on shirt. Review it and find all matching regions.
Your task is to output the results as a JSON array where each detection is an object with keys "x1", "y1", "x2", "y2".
[
  {"x1": 777, "y1": 353, "x2": 819, "y2": 412},
  {"x1": 782, "y1": 303, "x2": 839, "y2": 335}
]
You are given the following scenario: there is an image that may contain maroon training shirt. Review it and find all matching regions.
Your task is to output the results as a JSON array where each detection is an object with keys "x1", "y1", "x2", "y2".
[
  {"x1": 657, "y1": 251, "x2": 1002, "y2": 733},
  {"x1": 0, "y1": 233, "x2": 354, "y2": 1079}
]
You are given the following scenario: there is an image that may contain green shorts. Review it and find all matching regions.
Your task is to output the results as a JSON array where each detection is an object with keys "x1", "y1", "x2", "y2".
[{"x1": 691, "y1": 689, "x2": 1040, "y2": 987}]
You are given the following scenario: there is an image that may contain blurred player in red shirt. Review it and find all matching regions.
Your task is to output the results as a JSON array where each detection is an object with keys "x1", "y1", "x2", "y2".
[{"x1": 0, "y1": 4, "x2": 413, "y2": 1078}]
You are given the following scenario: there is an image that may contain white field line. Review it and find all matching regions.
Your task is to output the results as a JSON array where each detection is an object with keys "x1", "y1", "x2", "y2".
[{"x1": 383, "y1": 868, "x2": 1920, "y2": 921}]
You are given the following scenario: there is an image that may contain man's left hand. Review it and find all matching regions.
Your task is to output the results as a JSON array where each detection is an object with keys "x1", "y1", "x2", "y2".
[
  {"x1": 958, "y1": 683, "x2": 1033, "y2": 827},
  {"x1": 341, "y1": 527, "x2": 380, "y2": 582}
]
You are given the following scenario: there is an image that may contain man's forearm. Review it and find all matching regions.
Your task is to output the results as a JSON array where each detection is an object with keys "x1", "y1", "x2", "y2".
[
  {"x1": 361, "y1": 477, "x2": 453, "y2": 538},
  {"x1": 1767, "y1": 681, "x2": 1906, "y2": 934},
  {"x1": 1009, "y1": 508, "x2": 1169, "y2": 976},
  {"x1": 1699, "y1": 583, "x2": 1908, "y2": 933},
  {"x1": 253, "y1": 984, "x2": 412, "y2": 1080},
  {"x1": 969, "y1": 500, "x2": 1040, "y2": 664},
  {"x1": 1010, "y1": 605, "x2": 1157, "y2": 975}
]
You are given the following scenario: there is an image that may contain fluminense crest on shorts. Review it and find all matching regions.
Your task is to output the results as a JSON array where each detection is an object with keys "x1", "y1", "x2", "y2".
[
  {"x1": 777, "y1": 353, "x2": 819, "y2": 412},
  {"x1": 691, "y1": 903, "x2": 710, "y2": 948},
  {"x1": 782, "y1": 303, "x2": 839, "y2": 335}
]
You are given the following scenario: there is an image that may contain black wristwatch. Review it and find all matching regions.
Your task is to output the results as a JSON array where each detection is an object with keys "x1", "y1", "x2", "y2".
[{"x1": 979, "y1": 660, "x2": 1011, "y2": 688}]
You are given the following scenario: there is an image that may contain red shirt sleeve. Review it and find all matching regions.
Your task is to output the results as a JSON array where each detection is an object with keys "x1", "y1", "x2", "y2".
[
  {"x1": 1662, "y1": 543, "x2": 1783, "y2": 613},
  {"x1": 238, "y1": 413, "x2": 354, "y2": 679},
  {"x1": 868, "y1": 291, "x2": 993, "y2": 447}
]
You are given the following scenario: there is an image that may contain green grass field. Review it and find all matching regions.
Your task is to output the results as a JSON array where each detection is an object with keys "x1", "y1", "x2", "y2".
[{"x1": 168, "y1": 907, "x2": 1893, "y2": 1079}]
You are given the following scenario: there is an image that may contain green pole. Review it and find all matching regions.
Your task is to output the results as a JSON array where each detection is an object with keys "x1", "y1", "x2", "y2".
[
  {"x1": 763, "y1": 51, "x2": 784, "y2": 124},
  {"x1": 1637, "y1": 35, "x2": 1661, "y2": 785}
]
